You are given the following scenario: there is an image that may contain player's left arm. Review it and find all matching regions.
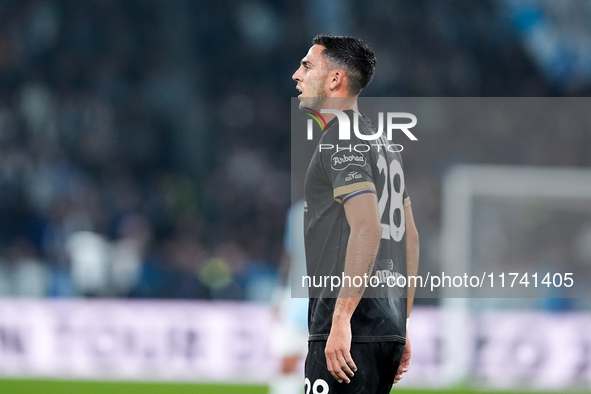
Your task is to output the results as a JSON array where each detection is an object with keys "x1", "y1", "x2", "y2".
[
  {"x1": 395, "y1": 203, "x2": 419, "y2": 384},
  {"x1": 325, "y1": 192, "x2": 382, "y2": 384},
  {"x1": 405, "y1": 203, "x2": 419, "y2": 316}
]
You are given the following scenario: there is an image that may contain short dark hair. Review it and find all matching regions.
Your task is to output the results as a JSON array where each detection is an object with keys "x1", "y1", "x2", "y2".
[{"x1": 312, "y1": 34, "x2": 376, "y2": 95}]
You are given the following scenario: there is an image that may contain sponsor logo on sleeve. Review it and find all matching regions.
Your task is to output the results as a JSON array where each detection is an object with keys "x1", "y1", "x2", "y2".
[
  {"x1": 330, "y1": 150, "x2": 367, "y2": 171},
  {"x1": 344, "y1": 171, "x2": 363, "y2": 182}
]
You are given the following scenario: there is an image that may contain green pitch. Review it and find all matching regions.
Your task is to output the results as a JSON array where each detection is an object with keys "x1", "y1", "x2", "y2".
[
  {"x1": 0, "y1": 380, "x2": 264, "y2": 394},
  {"x1": 0, "y1": 380, "x2": 586, "y2": 394}
]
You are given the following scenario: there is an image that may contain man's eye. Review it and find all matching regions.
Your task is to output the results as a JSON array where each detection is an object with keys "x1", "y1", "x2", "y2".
[{"x1": 304, "y1": 65, "x2": 310, "y2": 70}]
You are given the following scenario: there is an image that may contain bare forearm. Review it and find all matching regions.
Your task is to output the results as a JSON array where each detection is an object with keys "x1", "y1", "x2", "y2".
[{"x1": 334, "y1": 225, "x2": 381, "y2": 321}]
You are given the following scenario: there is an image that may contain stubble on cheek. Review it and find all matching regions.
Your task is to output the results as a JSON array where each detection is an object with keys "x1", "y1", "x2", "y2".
[{"x1": 305, "y1": 69, "x2": 328, "y2": 111}]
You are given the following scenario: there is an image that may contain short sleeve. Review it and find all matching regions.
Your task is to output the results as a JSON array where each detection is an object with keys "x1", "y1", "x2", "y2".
[{"x1": 323, "y1": 147, "x2": 376, "y2": 204}]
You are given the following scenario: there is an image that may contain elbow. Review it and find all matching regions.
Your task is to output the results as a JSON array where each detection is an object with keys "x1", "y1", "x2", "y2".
[
  {"x1": 352, "y1": 221, "x2": 382, "y2": 242},
  {"x1": 406, "y1": 226, "x2": 419, "y2": 246},
  {"x1": 369, "y1": 222, "x2": 383, "y2": 241},
  {"x1": 368, "y1": 219, "x2": 383, "y2": 243}
]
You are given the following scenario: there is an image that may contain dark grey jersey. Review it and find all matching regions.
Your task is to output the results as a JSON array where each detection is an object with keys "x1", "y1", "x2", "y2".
[{"x1": 304, "y1": 110, "x2": 410, "y2": 343}]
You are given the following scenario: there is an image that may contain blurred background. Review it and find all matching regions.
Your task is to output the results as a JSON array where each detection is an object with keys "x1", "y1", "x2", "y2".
[{"x1": 0, "y1": 0, "x2": 591, "y2": 393}]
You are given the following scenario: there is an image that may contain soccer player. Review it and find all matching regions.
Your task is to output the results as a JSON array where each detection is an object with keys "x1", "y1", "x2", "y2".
[{"x1": 292, "y1": 35, "x2": 419, "y2": 393}]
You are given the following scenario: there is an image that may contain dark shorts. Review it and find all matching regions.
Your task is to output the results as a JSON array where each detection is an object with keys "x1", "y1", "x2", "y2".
[{"x1": 304, "y1": 340, "x2": 405, "y2": 394}]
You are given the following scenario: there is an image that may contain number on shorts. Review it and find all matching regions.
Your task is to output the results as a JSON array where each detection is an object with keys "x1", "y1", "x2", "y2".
[{"x1": 305, "y1": 377, "x2": 330, "y2": 393}]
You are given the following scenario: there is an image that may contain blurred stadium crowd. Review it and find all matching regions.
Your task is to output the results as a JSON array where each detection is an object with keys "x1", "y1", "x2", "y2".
[{"x1": 0, "y1": 0, "x2": 589, "y2": 301}]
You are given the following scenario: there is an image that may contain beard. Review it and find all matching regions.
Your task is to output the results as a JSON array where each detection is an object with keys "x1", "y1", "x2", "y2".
[
  {"x1": 298, "y1": 77, "x2": 327, "y2": 111},
  {"x1": 302, "y1": 95, "x2": 326, "y2": 111}
]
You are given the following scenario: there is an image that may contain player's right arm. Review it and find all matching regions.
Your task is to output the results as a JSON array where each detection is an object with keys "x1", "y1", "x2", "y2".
[{"x1": 325, "y1": 192, "x2": 382, "y2": 384}]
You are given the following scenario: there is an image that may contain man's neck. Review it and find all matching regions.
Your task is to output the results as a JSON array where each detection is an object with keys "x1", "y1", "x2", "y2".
[{"x1": 319, "y1": 97, "x2": 359, "y2": 126}]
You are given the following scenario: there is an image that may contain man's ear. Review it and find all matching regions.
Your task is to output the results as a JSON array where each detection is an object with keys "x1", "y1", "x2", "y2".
[{"x1": 327, "y1": 69, "x2": 346, "y2": 92}]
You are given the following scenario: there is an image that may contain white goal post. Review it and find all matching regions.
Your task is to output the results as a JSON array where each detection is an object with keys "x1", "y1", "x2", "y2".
[{"x1": 440, "y1": 164, "x2": 591, "y2": 385}]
